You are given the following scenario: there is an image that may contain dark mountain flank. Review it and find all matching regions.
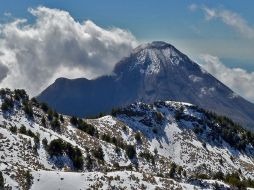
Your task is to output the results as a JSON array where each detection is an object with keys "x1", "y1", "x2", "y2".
[{"x1": 38, "y1": 41, "x2": 254, "y2": 129}]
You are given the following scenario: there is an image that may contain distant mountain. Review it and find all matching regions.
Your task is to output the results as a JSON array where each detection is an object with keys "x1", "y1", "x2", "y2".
[
  {"x1": 38, "y1": 41, "x2": 254, "y2": 129},
  {"x1": 1, "y1": 89, "x2": 254, "y2": 189}
]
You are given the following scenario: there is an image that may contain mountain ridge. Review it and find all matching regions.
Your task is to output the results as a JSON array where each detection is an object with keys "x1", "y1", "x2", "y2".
[
  {"x1": 2, "y1": 88, "x2": 254, "y2": 189},
  {"x1": 38, "y1": 41, "x2": 254, "y2": 129}
]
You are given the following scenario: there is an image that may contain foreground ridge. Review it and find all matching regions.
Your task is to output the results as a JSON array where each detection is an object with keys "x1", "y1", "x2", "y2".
[{"x1": 1, "y1": 89, "x2": 254, "y2": 189}]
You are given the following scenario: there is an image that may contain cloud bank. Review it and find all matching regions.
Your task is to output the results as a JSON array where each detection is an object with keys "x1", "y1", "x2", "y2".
[
  {"x1": 200, "y1": 54, "x2": 254, "y2": 102},
  {"x1": 202, "y1": 7, "x2": 254, "y2": 39},
  {"x1": 0, "y1": 6, "x2": 138, "y2": 96},
  {"x1": 189, "y1": 4, "x2": 254, "y2": 39}
]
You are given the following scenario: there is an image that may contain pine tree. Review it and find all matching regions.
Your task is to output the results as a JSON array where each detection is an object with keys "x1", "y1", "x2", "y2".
[
  {"x1": 0, "y1": 171, "x2": 4, "y2": 189},
  {"x1": 92, "y1": 146, "x2": 104, "y2": 161},
  {"x1": 125, "y1": 145, "x2": 136, "y2": 159},
  {"x1": 70, "y1": 116, "x2": 78, "y2": 126}
]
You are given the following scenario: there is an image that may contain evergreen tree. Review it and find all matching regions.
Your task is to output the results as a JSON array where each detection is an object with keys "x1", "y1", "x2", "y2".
[
  {"x1": 19, "y1": 125, "x2": 27, "y2": 135},
  {"x1": 47, "y1": 109, "x2": 53, "y2": 121},
  {"x1": 134, "y1": 132, "x2": 141, "y2": 142},
  {"x1": 41, "y1": 103, "x2": 49, "y2": 112},
  {"x1": 70, "y1": 116, "x2": 78, "y2": 126},
  {"x1": 125, "y1": 145, "x2": 136, "y2": 159},
  {"x1": 42, "y1": 138, "x2": 48, "y2": 148},
  {"x1": 50, "y1": 118, "x2": 61, "y2": 131},
  {"x1": 0, "y1": 171, "x2": 4, "y2": 189},
  {"x1": 23, "y1": 102, "x2": 33, "y2": 117},
  {"x1": 24, "y1": 170, "x2": 33, "y2": 190},
  {"x1": 60, "y1": 115, "x2": 64, "y2": 123},
  {"x1": 169, "y1": 162, "x2": 176, "y2": 178},
  {"x1": 1, "y1": 97, "x2": 14, "y2": 112},
  {"x1": 92, "y1": 146, "x2": 104, "y2": 161},
  {"x1": 41, "y1": 117, "x2": 46, "y2": 127}
]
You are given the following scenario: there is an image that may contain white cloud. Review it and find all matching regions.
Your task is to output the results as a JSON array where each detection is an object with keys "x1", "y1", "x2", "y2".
[
  {"x1": 202, "y1": 7, "x2": 254, "y2": 39},
  {"x1": 3, "y1": 12, "x2": 12, "y2": 17},
  {"x1": 0, "y1": 6, "x2": 138, "y2": 96},
  {"x1": 188, "y1": 4, "x2": 198, "y2": 12},
  {"x1": 199, "y1": 54, "x2": 254, "y2": 102}
]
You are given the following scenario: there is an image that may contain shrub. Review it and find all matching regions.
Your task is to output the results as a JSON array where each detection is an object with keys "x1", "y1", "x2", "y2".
[
  {"x1": 1, "y1": 98, "x2": 14, "y2": 112},
  {"x1": 86, "y1": 154, "x2": 93, "y2": 171},
  {"x1": 34, "y1": 133, "x2": 40, "y2": 147},
  {"x1": 111, "y1": 137, "x2": 117, "y2": 146},
  {"x1": 24, "y1": 170, "x2": 33, "y2": 190},
  {"x1": 177, "y1": 166, "x2": 183, "y2": 175},
  {"x1": 0, "y1": 89, "x2": 6, "y2": 97},
  {"x1": 47, "y1": 139, "x2": 83, "y2": 170},
  {"x1": 122, "y1": 125, "x2": 127, "y2": 132},
  {"x1": 213, "y1": 182, "x2": 220, "y2": 190},
  {"x1": 175, "y1": 111, "x2": 182, "y2": 121},
  {"x1": 153, "y1": 148, "x2": 158, "y2": 155},
  {"x1": 30, "y1": 97, "x2": 38, "y2": 105},
  {"x1": 41, "y1": 117, "x2": 46, "y2": 127},
  {"x1": 155, "y1": 111, "x2": 164, "y2": 122},
  {"x1": 53, "y1": 111, "x2": 59, "y2": 119},
  {"x1": 60, "y1": 115, "x2": 64, "y2": 123},
  {"x1": 196, "y1": 173, "x2": 210, "y2": 180},
  {"x1": 211, "y1": 171, "x2": 254, "y2": 189},
  {"x1": 244, "y1": 178, "x2": 254, "y2": 188},
  {"x1": 19, "y1": 125, "x2": 27, "y2": 135},
  {"x1": 27, "y1": 129, "x2": 35, "y2": 138},
  {"x1": 71, "y1": 147, "x2": 83, "y2": 169},
  {"x1": 139, "y1": 151, "x2": 154, "y2": 164},
  {"x1": 51, "y1": 118, "x2": 61, "y2": 131},
  {"x1": 70, "y1": 116, "x2": 78, "y2": 126},
  {"x1": 0, "y1": 171, "x2": 4, "y2": 188},
  {"x1": 224, "y1": 172, "x2": 247, "y2": 189},
  {"x1": 134, "y1": 132, "x2": 141, "y2": 142},
  {"x1": 42, "y1": 138, "x2": 48, "y2": 147},
  {"x1": 213, "y1": 171, "x2": 224, "y2": 180},
  {"x1": 202, "y1": 142, "x2": 206, "y2": 148},
  {"x1": 169, "y1": 162, "x2": 176, "y2": 178},
  {"x1": 204, "y1": 111, "x2": 253, "y2": 151},
  {"x1": 65, "y1": 143, "x2": 83, "y2": 170},
  {"x1": 115, "y1": 146, "x2": 121, "y2": 154},
  {"x1": 47, "y1": 109, "x2": 54, "y2": 121},
  {"x1": 78, "y1": 121, "x2": 98, "y2": 137},
  {"x1": 183, "y1": 170, "x2": 187, "y2": 177},
  {"x1": 125, "y1": 145, "x2": 136, "y2": 159},
  {"x1": 10, "y1": 126, "x2": 17, "y2": 134},
  {"x1": 111, "y1": 108, "x2": 121, "y2": 117},
  {"x1": 86, "y1": 124, "x2": 97, "y2": 137},
  {"x1": 48, "y1": 139, "x2": 65, "y2": 156},
  {"x1": 92, "y1": 146, "x2": 104, "y2": 161},
  {"x1": 14, "y1": 89, "x2": 28, "y2": 101},
  {"x1": 101, "y1": 133, "x2": 111, "y2": 143},
  {"x1": 41, "y1": 103, "x2": 49, "y2": 112},
  {"x1": 23, "y1": 101, "x2": 33, "y2": 118}
]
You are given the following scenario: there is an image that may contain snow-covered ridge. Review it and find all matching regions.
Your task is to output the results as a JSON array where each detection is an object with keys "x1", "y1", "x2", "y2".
[
  {"x1": 1, "y1": 89, "x2": 254, "y2": 189},
  {"x1": 130, "y1": 41, "x2": 187, "y2": 75}
]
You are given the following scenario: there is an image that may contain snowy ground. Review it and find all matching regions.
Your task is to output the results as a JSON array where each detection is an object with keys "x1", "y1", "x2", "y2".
[
  {"x1": 31, "y1": 170, "x2": 224, "y2": 190},
  {"x1": 1, "y1": 91, "x2": 254, "y2": 189}
]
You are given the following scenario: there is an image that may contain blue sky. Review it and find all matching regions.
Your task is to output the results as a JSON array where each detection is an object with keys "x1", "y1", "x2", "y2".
[{"x1": 0, "y1": 1, "x2": 254, "y2": 101}]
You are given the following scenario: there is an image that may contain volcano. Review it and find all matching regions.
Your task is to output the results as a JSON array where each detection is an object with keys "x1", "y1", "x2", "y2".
[{"x1": 38, "y1": 41, "x2": 254, "y2": 129}]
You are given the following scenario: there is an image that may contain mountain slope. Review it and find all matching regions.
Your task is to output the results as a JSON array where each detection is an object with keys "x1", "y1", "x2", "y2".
[
  {"x1": 1, "y1": 89, "x2": 254, "y2": 189},
  {"x1": 37, "y1": 41, "x2": 254, "y2": 129}
]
